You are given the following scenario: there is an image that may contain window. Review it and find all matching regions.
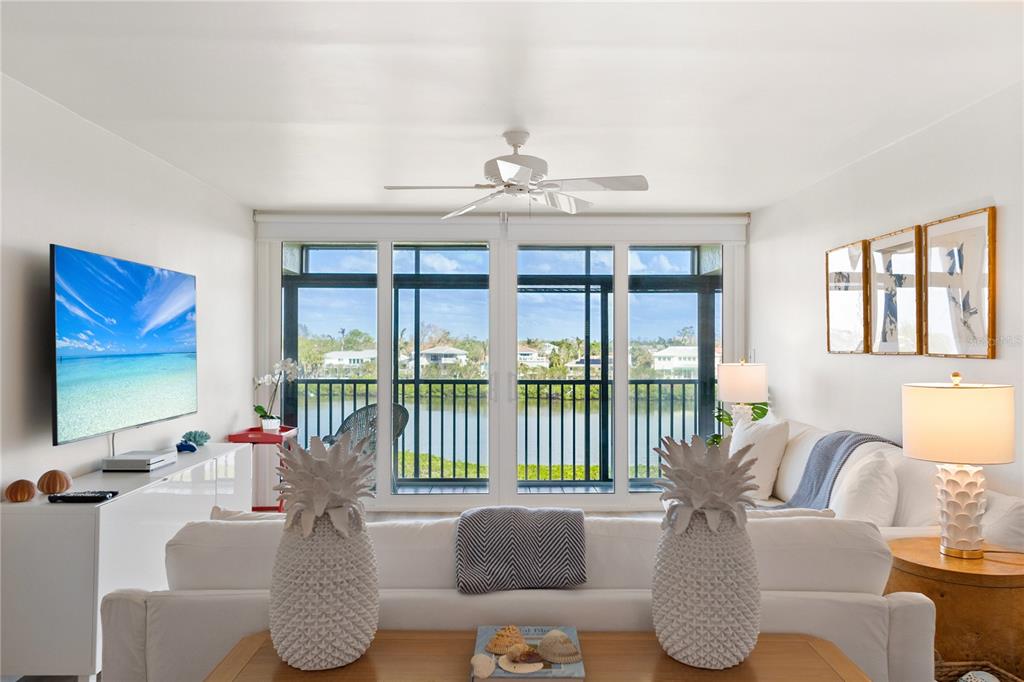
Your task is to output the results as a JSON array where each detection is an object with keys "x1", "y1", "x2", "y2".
[
  {"x1": 269, "y1": 217, "x2": 742, "y2": 510},
  {"x1": 393, "y1": 245, "x2": 489, "y2": 493},
  {"x1": 628, "y1": 247, "x2": 722, "y2": 490},
  {"x1": 281, "y1": 244, "x2": 378, "y2": 448},
  {"x1": 517, "y1": 247, "x2": 613, "y2": 493}
]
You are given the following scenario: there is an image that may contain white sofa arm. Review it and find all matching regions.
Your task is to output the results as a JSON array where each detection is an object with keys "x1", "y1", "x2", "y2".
[
  {"x1": 101, "y1": 589, "x2": 270, "y2": 682},
  {"x1": 101, "y1": 589, "x2": 150, "y2": 682},
  {"x1": 886, "y1": 591, "x2": 935, "y2": 682}
]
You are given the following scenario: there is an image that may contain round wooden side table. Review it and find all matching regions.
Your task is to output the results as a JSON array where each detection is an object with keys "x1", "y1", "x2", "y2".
[{"x1": 885, "y1": 536, "x2": 1024, "y2": 678}]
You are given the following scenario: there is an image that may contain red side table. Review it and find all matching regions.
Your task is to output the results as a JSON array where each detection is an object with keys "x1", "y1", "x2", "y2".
[{"x1": 228, "y1": 426, "x2": 298, "y2": 511}]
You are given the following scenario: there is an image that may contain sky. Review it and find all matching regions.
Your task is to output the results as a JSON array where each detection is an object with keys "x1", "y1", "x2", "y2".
[
  {"x1": 53, "y1": 246, "x2": 197, "y2": 357},
  {"x1": 298, "y1": 248, "x2": 712, "y2": 342}
]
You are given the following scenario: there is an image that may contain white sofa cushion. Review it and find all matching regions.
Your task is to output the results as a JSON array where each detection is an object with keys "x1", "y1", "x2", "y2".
[
  {"x1": 774, "y1": 420, "x2": 939, "y2": 528},
  {"x1": 985, "y1": 490, "x2": 1024, "y2": 550},
  {"x1": 748, "y1": 517, "x2": 892, "y2": 594},
  {"x1": 166, "y1": 520, "x2": 282, "y2": 590},
  {"x1": 167, "y1": 516, "x2": 891, "y2": 595},
  {"x1": 730, "y1": 419, "x2": 790, "y2": 500},
  {"x1": 747, "y1": 508, "x2": 836, "y2": 519},
  {"x1": 831, "y1": 452, "x2": 898, "y2": 526},
  {"x1": 774, "y1": 422, "x2": 829, "y2": 502}
]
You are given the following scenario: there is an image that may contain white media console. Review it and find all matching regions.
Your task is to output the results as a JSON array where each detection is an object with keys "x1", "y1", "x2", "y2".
[{"x1": 1, "y1": 442, "x2": 252, "y2": 681}]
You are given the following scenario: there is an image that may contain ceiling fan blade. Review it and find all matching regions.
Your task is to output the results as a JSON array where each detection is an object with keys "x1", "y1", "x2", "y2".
[
  {"x1": 384, "y1": 184, "x2": 496, "y2": 190},
  {"x1": 538, "y1": 175, "x2": 649, "y2": 192},
  {"x1": 530, "y1": 190, "x2": 594, "y2": 215},
  {"x1": 496, "y1": 159, "x2": 534, "y2": 185},
  {"x1": 441, "y1": 190, "x2": 507, "y2": 220}
]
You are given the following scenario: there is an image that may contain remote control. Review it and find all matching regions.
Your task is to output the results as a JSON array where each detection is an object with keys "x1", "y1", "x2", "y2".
[{"x1": 48, "y1": 490, "x2": 119, "y2": 503}]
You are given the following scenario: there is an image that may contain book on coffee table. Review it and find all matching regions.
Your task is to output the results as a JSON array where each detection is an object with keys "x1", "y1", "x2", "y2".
[{"x1": 472, "y1": 625, "x2": 585, "y2": 681}]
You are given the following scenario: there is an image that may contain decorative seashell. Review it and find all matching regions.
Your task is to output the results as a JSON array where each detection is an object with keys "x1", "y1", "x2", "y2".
[
  {"x1": 37, "y1": 469, "x2": 72, "y2": 494},
  {"x1": 506, "y1": 643, "x2": 543, "y2": 663},
  {"x1": 470, "y1": 653, "x2": 496, "y2": 679},
  {"x1": 5, "y1": 479, "x2": 36, "y2": 503},
  {"x1": 485, "y1": 625, "x2": 526, "y2": 654},
  {"x1": 498, "y1": 655, "x2": 544, "y2": 675},
  {"x1": 538, "y1": 629, "x2": 582, "y2": 664}
]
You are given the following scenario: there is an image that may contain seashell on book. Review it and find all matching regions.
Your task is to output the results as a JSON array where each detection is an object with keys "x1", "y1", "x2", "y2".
[
  {"x1": 485, "y1": 624, "x2": 526, "y2": 654},
  {"x1": 538, "y1": 628, "x2": 583, "y2": 664},
  {"x1": 498, "y1": 655, "x2": 544, "y2": 675},
  {"x1": 470, "y1": 653, "x2": 496, "y2": 679}
]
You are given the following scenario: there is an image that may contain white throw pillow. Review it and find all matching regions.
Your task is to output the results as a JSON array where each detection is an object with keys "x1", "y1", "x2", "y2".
[
  {"x1": 830, "y1": 453, "x2": 898, "y2": 526},
  {"x1": 729, "y1": 419, "x2": 790, "y2": 500},
  {"x1": 210, "y1": 505, "x2": 284, "y2": 521},
  {"x1": 984, "y1": 490, "x2": 1024, "y2": 551},
  {"x1": 747, "y1": 508, "x2": 836, "y2": 520}
]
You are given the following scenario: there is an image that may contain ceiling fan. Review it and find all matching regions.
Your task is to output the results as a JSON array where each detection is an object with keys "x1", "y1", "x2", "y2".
[{"x1": 385, "y1": 130, "x2": 649, "y2": 220}]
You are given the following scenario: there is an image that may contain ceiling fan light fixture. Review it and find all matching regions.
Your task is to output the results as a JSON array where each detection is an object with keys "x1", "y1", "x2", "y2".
[{"x1": 384, "y1": 129, "x2": 648, "y2": 219}]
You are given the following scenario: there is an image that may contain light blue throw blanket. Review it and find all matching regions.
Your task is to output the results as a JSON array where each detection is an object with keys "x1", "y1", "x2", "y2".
[{"x1": 769, "y1": 430, "x2": 897, "y2": 510}]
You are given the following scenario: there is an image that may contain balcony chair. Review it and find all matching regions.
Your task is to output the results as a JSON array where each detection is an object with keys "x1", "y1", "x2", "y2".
[{"x1": 321, "y1": 403, "x2": 410, "y2": 455}]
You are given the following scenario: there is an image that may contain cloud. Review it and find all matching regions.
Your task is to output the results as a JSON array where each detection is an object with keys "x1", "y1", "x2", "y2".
[
  {"x1": 136, "y1": 274, "x2": 195, "y2": 337},
  {"x1": 55, "y1": 272, "x2": 117, "y2": 325},
  {"x1": 629, "y1": 252, "x2": 647, "y2": 273},
  {"x1": 652, "y1": 254, "x2": 682, "y2": 273},
  {"x1": 102, "y1": 256, "x2": 129, "y2": 276},
  {"x1": 421, "y1": 252, "x2": 460, "y2": 273},
  {"x1": 81, "y1": 257, "x2": 129, "y2": 293},
  {"x1": 56, "y1": 293, "x2": 112, "y2": 331},
  {"x1": 56, "y1": 336, "x2": 107, "y2": 352}
]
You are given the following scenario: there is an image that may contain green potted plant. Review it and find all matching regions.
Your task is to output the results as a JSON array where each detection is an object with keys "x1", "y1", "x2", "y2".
[{"x1": 254, "y1": 358, "x2": 301, "y2": 432}]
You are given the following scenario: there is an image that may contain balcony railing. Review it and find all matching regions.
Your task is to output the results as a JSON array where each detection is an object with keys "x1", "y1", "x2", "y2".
[{"x1": 291, "y1": 377, "x2": 703, "y2": 488}]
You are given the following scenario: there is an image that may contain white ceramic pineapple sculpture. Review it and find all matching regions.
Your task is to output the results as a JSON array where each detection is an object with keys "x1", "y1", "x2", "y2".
[
  {"x1": 270, "y1": 433, "x2": 379, "y2": 670},
  {"x1": 652, "y1": 435, "x2": 760, "y2": 669}
]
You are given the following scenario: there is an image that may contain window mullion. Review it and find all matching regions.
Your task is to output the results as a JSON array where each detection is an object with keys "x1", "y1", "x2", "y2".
[
  {"x1": 611, "y1": 244, "x2": 630, "y2": 502},
  {"x1": 373, "y1": 240, "x2": 395, "y2": 505},
  {"x1": 495, "y1": 236, "x2": 516, "y2": 504}
]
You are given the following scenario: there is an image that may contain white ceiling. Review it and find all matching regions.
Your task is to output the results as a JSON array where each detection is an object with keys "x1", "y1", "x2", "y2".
[{"x1": 3, "y1": 2, "x2": 1021, "y2": 214}]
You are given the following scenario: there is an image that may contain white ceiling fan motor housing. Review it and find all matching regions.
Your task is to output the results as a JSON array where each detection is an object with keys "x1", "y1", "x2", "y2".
[{"x1": 484, "y1": 154, "x2": 548, "y2": 185}]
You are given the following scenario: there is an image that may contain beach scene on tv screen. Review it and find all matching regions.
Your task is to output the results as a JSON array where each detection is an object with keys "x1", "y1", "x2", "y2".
[{"x1": 53, "y1": 246, "x2": 197, "y2": 444}]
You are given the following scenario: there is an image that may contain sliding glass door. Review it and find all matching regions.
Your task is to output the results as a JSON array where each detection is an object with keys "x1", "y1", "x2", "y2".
[
  {"x1": 281, "y1": 245, "x2": 378, "y2": 447},
  {"x1": 392, "y1": 245, "x2": 490, "y2": 493},
  {"x1": 627, "y1": 246, "x2": 722, "y2": 490},
  {"x1": 516, "y1": 247, "x2": 613, "y2": 493}
]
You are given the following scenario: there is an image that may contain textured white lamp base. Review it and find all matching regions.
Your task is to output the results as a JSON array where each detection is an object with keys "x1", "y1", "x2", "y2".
[
  {"x1": 730, "y1": 403, "x2": 754, "y2": 427},
  {"x1": 935, "y1": 463, "x2": 988, "y2": 559}
]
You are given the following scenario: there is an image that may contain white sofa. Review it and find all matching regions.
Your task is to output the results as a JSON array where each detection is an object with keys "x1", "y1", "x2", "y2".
[
  {"x1": 776, "y1": 420, "x2": 1024, "y2": 547},
  {"x1": 101, "y1": 515, "x2": 935, "y2": 682}
]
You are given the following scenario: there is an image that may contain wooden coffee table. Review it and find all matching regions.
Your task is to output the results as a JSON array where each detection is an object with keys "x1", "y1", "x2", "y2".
[{"x1": 206, "y1": 630, "x2": 868, "y2": 681}]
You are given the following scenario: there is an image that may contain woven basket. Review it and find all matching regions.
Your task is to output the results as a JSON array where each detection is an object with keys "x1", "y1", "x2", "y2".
[{"x1": 934, "y1": 661, "x2": 1023, "y2": 682}]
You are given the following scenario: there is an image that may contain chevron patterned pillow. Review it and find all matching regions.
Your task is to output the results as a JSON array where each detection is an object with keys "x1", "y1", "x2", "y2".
[{"x1": 455, "y1": 506, "x2": 586, "y2": 594}]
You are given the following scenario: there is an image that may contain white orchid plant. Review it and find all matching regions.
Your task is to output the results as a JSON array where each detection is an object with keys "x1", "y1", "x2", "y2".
[
  {"x1": 253, "y1": 357, "x2": 301, "y2": 421},
  {"x1": 274, "y1": 433, "x2": 375, "y2": 537}
]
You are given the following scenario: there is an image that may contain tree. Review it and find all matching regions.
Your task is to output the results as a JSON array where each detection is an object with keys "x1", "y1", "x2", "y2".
[
  {"x1": 341, "y1": 329, "x2": 375, "y2": 351},
  {"x1": 674, "y1": 326, "x2": 697, "y2": 345}
]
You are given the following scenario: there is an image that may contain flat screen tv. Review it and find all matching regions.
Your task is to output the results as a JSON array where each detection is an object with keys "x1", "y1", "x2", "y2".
[{"x1": 50, "y1": 245, "x2": 197, "y2": 445}]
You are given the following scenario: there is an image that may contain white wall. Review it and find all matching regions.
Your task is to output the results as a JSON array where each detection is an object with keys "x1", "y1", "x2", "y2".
[
  {"x1": 0, "y1": 76, "x2": 255, "y2": 490},
  {"x1": 748, "y1": 83, "x2": 1023, "y2": 495}
]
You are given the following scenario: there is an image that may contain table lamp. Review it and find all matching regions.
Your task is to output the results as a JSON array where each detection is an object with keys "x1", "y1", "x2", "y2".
[
  {"x1": 902, "y1": 372, "x2": 1015, "y2": 559},
  {"x1": 717, "y1": 361, "x2": 768, "y2": 425}
]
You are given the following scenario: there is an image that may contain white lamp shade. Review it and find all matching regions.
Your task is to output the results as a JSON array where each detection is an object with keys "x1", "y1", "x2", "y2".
[
  {"x1": 717, "y1": 363, "x2": 768, "y2": 403},
  {"x1": 902, "y1": 383, "x2": 1015, "y2": 464}
]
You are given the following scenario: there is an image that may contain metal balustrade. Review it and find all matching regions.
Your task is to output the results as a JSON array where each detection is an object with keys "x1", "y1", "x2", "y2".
[{"x1": 292, "y1": 377, "x2": 704, "y2": 488}]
